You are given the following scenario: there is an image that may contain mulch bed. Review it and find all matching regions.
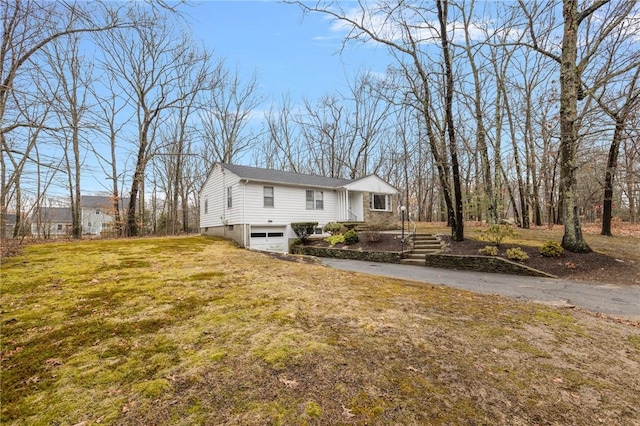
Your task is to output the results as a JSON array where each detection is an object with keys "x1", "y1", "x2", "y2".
[{"x1": 441, "y1": 236, "x2": 638, "y2": 285}]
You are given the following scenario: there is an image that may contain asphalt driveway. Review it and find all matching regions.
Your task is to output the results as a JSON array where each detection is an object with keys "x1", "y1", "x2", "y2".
[{"x1": 321, "y1": 258, "x2": 640, "y2": 320}]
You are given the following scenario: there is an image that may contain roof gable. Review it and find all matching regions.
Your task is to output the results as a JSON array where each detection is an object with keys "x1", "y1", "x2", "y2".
[{"x1": 343, "y1": 175, "x2": 398, "y2": 194}]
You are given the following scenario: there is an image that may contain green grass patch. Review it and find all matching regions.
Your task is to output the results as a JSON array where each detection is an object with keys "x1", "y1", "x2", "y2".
[{"x1": 1, "y1": 235, "x2": 639, "y2": 425}]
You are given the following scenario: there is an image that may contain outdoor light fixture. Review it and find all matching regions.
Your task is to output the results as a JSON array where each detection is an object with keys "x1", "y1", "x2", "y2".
[{"x1": 400, "y1": 205, "x2": 406, "y2": 241}]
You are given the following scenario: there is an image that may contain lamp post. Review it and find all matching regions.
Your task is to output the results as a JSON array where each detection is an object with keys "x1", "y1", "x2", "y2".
[{"x1": 400, "y1": 205, "x2": 406, "y2": 241}]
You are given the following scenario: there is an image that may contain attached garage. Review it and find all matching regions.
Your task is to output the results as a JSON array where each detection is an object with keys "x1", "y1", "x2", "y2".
[{"x1": 249, "y1": 226, "x2": 288, "y2": 253}]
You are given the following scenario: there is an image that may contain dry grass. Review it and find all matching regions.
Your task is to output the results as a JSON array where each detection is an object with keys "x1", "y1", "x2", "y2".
[{"x1": 1, "y1": 236, "x2": 639, "y2": 425}]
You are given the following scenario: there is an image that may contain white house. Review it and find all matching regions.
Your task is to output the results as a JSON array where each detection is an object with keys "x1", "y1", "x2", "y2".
[
  {"x1": 199, "y1": 163, "x2": 399, "y2": 253},
  {"x1": 80, "y1": 196, "x2": 129, "y2": 236},
  {"x1": 30, "y1": 196, "x2": 129, "y2": 237}
]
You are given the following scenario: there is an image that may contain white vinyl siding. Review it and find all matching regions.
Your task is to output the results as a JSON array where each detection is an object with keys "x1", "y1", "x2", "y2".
[
  {"x1": 243, "y1": 183, "x2": 337, "y2": 225},
  {"x1": 199, "y1": 165, "x2": 242, "y2": 228}
]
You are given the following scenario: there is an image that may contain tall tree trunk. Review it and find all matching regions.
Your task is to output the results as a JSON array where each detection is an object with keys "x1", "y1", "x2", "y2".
[
  {"x1": 559, "y1": 0, "x2": 591, "y2": 252},
  {"x1": 437, "y1": 0, "x2": 464, "y2": 241},
  {"x1": 601, "y1": 119, "x2": 624, "y2": 236}
]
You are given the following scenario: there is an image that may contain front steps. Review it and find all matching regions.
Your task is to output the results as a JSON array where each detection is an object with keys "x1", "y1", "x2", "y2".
[{"x1": 400, "y1": 233, "x2": 444, "y2": 266}]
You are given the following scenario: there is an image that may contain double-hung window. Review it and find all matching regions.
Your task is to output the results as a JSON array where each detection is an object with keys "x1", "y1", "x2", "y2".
[
  {"x1": 305, "y1": 190, "x2": 324, "y2": 210},
  {"x1": 263, "y1": 186, "x2": 274, "y2": 208},
  {"x1": 370, "y1": 193, "x2": 391, "y2": 211},
  {"x1": 227, "y1": 187, "x2": 233, "y2": 208}
]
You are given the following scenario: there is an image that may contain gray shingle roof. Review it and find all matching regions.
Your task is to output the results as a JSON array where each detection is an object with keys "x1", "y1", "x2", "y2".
[
  {"x1": 81, "y1": 195, "x2": 129, "y2": 210},
  {"x1": 220, "y1": 163, "x2": 351, "y2": 188},
  {"x1": 35, "y1": 207, "x2": 73, "y2": 222}
]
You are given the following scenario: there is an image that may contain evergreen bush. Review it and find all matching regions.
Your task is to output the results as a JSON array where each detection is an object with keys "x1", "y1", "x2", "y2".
[
  {"x1": 291, "y1": 222, "x2": 318, "y2": 242},
  {"x1": 323, "y1": 222, "x2": 343, "y2": 235},
  {"x1": 506, "y1": 247, "x2": 529, "y2": 261},
  {"x1": 344, "y1": 229, "x2": 359, "y2": 245},
  {"x1": 540, "y1": 241, "x2": 564, "y2": 257}
]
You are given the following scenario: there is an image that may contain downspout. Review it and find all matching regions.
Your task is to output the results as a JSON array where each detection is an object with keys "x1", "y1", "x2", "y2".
[
  {"x1": 222, "y1": 167, "x2": 226, "y2": 238},
  {"x1": 242, "y1": 179, "x2": 248, "y2": 247}
]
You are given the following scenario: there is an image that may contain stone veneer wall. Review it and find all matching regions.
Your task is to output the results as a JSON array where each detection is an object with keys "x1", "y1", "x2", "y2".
[
  {"x1": 362, "y1": 193, "x2": 397, "y2": 229},
  {"x1": 423, "y1": 254, "x2": 556, "y2": 278},
  {"x1": 291, "y1": 245, "x2": 405, "y2": 263}
]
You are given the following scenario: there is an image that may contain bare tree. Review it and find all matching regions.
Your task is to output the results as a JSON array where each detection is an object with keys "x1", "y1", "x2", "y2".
[
  {"x1": 45, "y1": 33, "x2": 94, "y2": 238},
  {"x1": 87, "y1": 69, "x2": 131, "y2": 236},
  {"x1": 153, "y1": 47, "x2": 213, "y2": 234},
  {"x1": 596, "y1": 66, "x2": 640, "y2": 235},
  {"x1": 298, "y1": 95, "x2": 348, "y2": 178},
  {"x1": 291, "y1": 0, "x2": 466, "y2": 239},
  {"x1": 97, "y1": 10, "x2": 206, "y2": 236},
  {"x1": 199, "y1": 67, "x2": 263, "y2": 166},
  {"x1": 0, "y1": 0, "x2": 131, "y2": 239},
  {"x1": 260, "y1": 95, "x2": 303, "y2": 172},
  {"x1": 517, "y1": 0, "x2": 638, "y2": 251}
]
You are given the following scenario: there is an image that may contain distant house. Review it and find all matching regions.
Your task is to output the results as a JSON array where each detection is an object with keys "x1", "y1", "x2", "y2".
[
  {"x1": 30, "y1": 196, "x2": 129, "y2": 237},
  {"x1": 4, "y1": 213, "x2": 17, "y2": 237},
  {"x1": 80, "y1": 196, "x2": 128, "y2": 235},
  {"x1": 199, "y1": 163, "x2": 399, "y2": 253},
  {"x1": 31, "y1": 207, "x2": 73, "y2": 237}
]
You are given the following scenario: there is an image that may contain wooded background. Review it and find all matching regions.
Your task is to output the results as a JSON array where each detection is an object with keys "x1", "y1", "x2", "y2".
[{"x1": 1, "y1": 1, "x2": 638, "y2": 251}]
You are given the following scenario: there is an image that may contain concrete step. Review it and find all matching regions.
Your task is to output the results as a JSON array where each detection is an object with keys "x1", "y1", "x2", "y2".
[
  {"x1": 413, "y1": 242, "x2": 443, "y2": 248},
  {"x1": 413, "y1": 235, "x2": 439, "y2": 240},
  {"x1": 411, "y1": 248, "x2": 441, "y2": 254},
  {"x1": 400, "y1": 258, "x2": 426, "y2": 266},
  {"x1": 404, "y1": 253, "x2": 427, "y2": 260}
]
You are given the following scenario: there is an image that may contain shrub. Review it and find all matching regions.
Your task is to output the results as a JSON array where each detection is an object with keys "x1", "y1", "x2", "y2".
[
  {"x1": 291, "y1": 222, "x2": 318, "y2": 242},
  {"x1": 323, "y1": 222, "x2": 343, "y2": 235},
  {"x1": 540, "y1": 240, "x2": 564, "y2": 257},
  {"x1": 362, "y1": 224, "x2": 382, "y2": 242},
  {"x1": 476, "y1": 224, "x2": 517, "y2": 247},
  {"x1": 344, "y1": 229, "x2": 359, "y2": 245},
  {"x1": 324, "y1": 234, "x2": 345, "y2": 246},
  {"x1": 506, "y1": 247, "x2": 529, "y2": 261},
  {"x1": 478, "y1": 245, "x2": 499, "y2": 256}
]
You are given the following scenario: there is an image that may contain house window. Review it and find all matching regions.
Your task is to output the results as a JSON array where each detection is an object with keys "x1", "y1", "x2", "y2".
[
  {"x1": 370, "y1": 193, "x2": 391, "y2": 211},
  {"x1": 306, "y1": 190, "x2": 324, "y2": 210},
  {"x1": 96, "y1": 210, "x2": 100, "y2": 215},
  {"x1": 227, "y1": 187, "x2": 233, "y2": 208},
  {"x1": 264, "y1": 186, "x2": 274, "y2": 208},
  {"x1": 57, "y1": 224, "x2": 63, "y2": 231},
  {"x1": 204, "y1": 198, "x2": 208, "y2": 214},
  {"x1": 88, "y1": 222, "x2": 92, "y2": 227}
]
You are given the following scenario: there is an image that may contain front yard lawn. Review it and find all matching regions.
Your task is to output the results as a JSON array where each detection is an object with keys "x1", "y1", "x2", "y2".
[{"x1": 1, "y1": 236, "x2": 639, "y2": 424}]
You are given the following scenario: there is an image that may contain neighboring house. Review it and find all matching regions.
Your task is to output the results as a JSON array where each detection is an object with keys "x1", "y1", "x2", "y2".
[
  {"x1": 2, "y1": 213, "x2": 17, "y2": 237},
  {"x1": 31, "y1": 207, "x2": 73, "y2": 237},
  {"x1": 81, "y1": 195, "x2": 129, "y2": 235},
  {"x1": 199, "y1": 163, "x2": 399, "y2": 253},
  {"x1": 30, "y1": 196, "x2": 129, "y2": 237}
]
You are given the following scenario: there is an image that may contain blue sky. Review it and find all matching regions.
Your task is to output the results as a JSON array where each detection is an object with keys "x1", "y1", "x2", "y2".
[{"x1": 188, "y1": 1, "x2": 392, "y2": 102}]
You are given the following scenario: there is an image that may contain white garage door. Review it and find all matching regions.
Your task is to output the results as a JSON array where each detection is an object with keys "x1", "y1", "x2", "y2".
[{"x1": 249, "y1": 226, "x2": 288, "y2": 253}]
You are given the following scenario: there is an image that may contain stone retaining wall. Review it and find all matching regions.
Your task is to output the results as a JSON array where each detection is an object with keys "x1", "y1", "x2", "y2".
[
  {"x1": 291, "y1": 245, "x2": 405, "y2": 263},
  {"x1": 423, "y1": 254, "x2": 556, "y2": 278}
]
